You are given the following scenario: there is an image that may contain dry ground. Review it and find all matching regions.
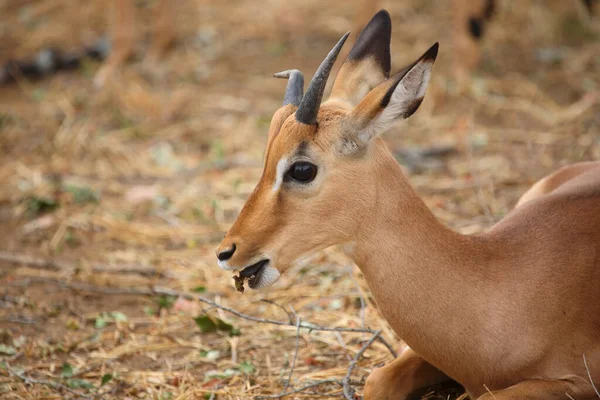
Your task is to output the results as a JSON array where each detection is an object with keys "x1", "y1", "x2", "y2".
[{"x1": 0, "y1": 0, "x2": 599, "y2": 399}]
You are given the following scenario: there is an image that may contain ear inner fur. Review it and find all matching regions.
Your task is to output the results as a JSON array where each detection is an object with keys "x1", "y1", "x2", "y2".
[{"x1": 338, "y1": 43, "x2": 439, "y2": 154}]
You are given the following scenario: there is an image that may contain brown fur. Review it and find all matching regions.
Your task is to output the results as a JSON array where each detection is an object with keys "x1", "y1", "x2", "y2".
[
  {"x1": 516, "y1": 161, "x2": 600, "y2": 207},
  {"x1": 217, "y1": 11, "x2": 600, "y2": 400}
]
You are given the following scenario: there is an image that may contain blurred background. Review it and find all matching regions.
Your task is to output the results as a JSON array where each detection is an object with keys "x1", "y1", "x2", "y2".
[{"x1": 0, "y1": 0, "x2": 598, "y2": 398}]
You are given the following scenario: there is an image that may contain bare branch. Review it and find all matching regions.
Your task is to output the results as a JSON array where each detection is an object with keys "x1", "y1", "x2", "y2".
[
  {"x1": 10, "y1": 277, "x2": 397, "y2": 398},
  {"x1": 12, "y1": 277, "x2": 381, "y2": 334},
  {"x1": 375, "y1": 336, "x2": 398, "y2": 359},
  {"x1": 342, "y1": 330, "x2": 382, "y2": 400},
  {"x1": 0, "y1": 251, "x2": 161, "y2": 278},
  {"x1": 283, "y1": 316, "x2": 301, "y2": 392},
  {"x1": 4, "y1": 362, "x2": 96, "y2": 399},
  {"x1": 260, "y1": 299, "x2": 294, "y2": 323},
  {"x1": 254, "y1": 379, "x2": 341, "y2": 399}
]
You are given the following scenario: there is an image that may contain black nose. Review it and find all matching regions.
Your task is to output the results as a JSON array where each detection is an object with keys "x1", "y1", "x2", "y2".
[{"x1": 217, "y1": 244, "x2": 236, "y2": 261}]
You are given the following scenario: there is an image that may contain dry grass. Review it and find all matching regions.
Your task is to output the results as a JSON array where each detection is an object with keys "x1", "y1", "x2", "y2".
[{"x1": 0, "y1": 0, "x2": 599, "y2": 399}]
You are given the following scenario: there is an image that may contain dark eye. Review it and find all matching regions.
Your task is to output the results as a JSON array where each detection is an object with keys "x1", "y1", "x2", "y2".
[{"x1": 286, "y1": 162, "x2": 318, "y2": 183}]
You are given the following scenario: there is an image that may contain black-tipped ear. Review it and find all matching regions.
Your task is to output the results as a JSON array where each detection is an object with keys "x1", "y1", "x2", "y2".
[
  {"x1": 420, "y1": 42, "x2": 439, "y2": 63},
  {"x1": 347, "y1": 9, "x2": 392, "y2": 78},
  {"x1": 380, "y1": 42, "x2": 438, "y2": 111},
  {"x1": 340, "y1": 42, "x2": 438, "y2": 154}
]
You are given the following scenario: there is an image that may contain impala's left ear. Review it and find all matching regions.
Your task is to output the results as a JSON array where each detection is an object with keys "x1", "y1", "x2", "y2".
[{"x1": 338, "y1": 43, "x2": 438, "y2": 155}]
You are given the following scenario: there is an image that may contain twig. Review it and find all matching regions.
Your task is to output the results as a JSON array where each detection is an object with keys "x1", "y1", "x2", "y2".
[
  {"x1": 583, "y1": 354, "x2": 600, "y2": 398},
  {"x1": 4, "y1": 362, "x2": 95, "y2": 399},
  {"x1": 342, "y1": 330, "x2": 382, "y2": 400},
  {"x1": 12, "y1": 277, "x2": 383, "y2": 335},
  {"x1": 464, "y1": 121, "x2": 496, "y2": 224},
  {"x1": 348, "y1": 269, "x2": 367, "y2": 339},
  {"x1": 283, "y1": 316, "x2": 301, "y2": 392},
  {"x1": 260, "y1": 299, "x2": 294, "y2": 323},
  {"x1": 254, "y1": 379, "x2": 341, "y2": 399},
  {"x1": 12, "y1": 277, "x2": 399, "y2": 360},
  {"x1": 0, "y1": 251, "x2": 161, "y2": 278},
  {"x1": 375, "y1": 336, "x2": 398, "y2": 359},
  {"x1": 483, "y1": 384, "x2": 498, "y2": 400},
  {"x1": 10, "y1": 277, "x2": 397, "y2": 398}
]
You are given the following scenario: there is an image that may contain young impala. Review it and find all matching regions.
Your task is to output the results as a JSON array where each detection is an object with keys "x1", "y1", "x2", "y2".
[{"x1": 215, "y1": 10, "x2": 600, "y2": 399}]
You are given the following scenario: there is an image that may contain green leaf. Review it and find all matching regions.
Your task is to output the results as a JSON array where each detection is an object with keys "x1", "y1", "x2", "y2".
[
  {"x1": 238, "y1": 361, "x2": 255, "y2": 374},
  {"x1": 144, "y1": 306, "x2": 157, "y2": 316},
  {"x1": 23, "y1": 196, "x2": 58, "y2": 216},
  {"x1": 66, "y1": 379, "x2": 94, "y2": 389},
  {"x1": 155, "y1": 295, "x2": 176, "y2": 310},
  {"x1": 0, "y1": 344, "x2": 16, "y2": 355},
  {"x1": 194, "y1": 316, "x2": 217, "y2": 333},
  {"x1": 61, "y1": 362, "x2": 74, "y2": 378},
  {"x1": 199, "y1": 350, "x2": 220, "y2": 361},
  {"x1": 65, "y1": 185, "x2": 99, "y2": 205},
  {"x1": 215, "y1": 318, "x2": 234, "y2": 333},
  {"x1": 110, "y1": 311, "x2": 128, "y2": 322},
  {"x1": 194, "y1": 315, "x2": 237, "y2": 335},
  {"x1": 31, "y1": 88, "x2": 46, "y2": 102},
  {"x1": 95, "y1": 316, "x2": 107, "y2": 329},
  {"x1": 100, "y1": 373, "x2": 113, "y2": 386},
  {"x1": 192, "y1": 286, "x2": 206, "y2": 293}
]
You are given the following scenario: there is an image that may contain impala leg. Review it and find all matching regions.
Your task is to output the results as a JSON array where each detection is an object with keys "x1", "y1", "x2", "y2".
[
  {"x1": 364, "y1": 347, "x2": 452, "y2": 400},
  {"x1": 476, "y1": 376, "x2": 595, "y2": 400},
  {"x1": 145, "y1": 0, "x2": 176, "y2": 64},
  {"x1": 452, "y1": 0, "x2": 494, "y2": 84},
  {"x1": 94, "y1": 0, "x2": 137, "y2": 88}
]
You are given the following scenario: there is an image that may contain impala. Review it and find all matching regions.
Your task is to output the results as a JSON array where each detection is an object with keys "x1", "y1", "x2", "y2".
[
  {"x1": 93, "y1": 0, "x2": 175, "y2": 87},
  {"x1": 216, "y1": 10, "x2": 600, "y2": 399}
]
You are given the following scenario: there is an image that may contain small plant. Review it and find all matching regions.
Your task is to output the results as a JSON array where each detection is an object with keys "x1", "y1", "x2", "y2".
[
  {"x1": 23, "y1": 195, "x2": 58, "y2": 216},
  {"x1": 65, "y1": 185, "x2": 99, "y2": 205},
  {"x1": 0, "y1": 113, "x2": 15, "y2": 131},
  {"x1": 194, "y1": 315, "x2": 240, "y2": 336},
  {"x1": 95, "y1": 311, "x2": 128, "y2": 329}
]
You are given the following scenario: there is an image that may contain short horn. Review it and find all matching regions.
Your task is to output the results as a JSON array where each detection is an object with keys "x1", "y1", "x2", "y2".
[
  {"x1": 296, "y1": 32, "x2": 350, "y2": 125},
  {"x1": 273, "y1": 69, "x2": 304, "y2": 107}
]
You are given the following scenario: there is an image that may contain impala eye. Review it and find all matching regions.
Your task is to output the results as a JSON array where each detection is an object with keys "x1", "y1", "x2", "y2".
[{"x1": 286, "y1": 162, "x2": 318, "y2": 183}]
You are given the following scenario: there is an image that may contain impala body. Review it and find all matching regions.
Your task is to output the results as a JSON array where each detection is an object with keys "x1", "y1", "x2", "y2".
[{"x1": 216, "y1": 10, "x2": 600, "y2": 399}]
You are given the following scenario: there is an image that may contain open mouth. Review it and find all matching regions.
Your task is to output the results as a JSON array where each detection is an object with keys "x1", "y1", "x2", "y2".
[{"x1": 234, "y1": 259, "x2": 269, "y2": 291}]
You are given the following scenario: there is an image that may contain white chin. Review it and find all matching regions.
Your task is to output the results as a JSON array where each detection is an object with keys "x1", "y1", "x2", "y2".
[
  {"x1": 250, "y1": 264, "x2": 281, "y2": 289},
  {"x1": 218, "y1": 260, "x2": 238, "y2": 271}
]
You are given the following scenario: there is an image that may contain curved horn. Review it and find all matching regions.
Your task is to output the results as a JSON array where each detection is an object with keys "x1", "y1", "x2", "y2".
[
  {"x1": 296, "y1": 32, "x2": 350, "y2": 125},
  {"x1": 273, "y1": 69, "x2": 304, "y2": 107}
]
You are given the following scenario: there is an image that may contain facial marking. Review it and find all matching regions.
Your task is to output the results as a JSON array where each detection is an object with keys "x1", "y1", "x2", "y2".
[
  {"x1": 218, "y1": 259, "x2": 237, "y2": 271},
  {"x1": 273, "y1": 157, "x2": 289, "y2": 192},
  {"x1": 252, "y1": 264, "x2": 281, "y2": 289}
]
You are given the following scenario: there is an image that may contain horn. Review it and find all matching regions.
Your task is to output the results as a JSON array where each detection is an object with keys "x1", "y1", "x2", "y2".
[
  {"x1": 273, "y1": 69, "x2": 304, "y2": 107},
  {"x1": 295, "y1": 32, "x2": 350, "y2": 125}
]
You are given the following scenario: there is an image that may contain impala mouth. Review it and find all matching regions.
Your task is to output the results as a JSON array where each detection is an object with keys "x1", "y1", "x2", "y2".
[{"x1": 234, "y1": 259, "x2": 270, "y2": 292}]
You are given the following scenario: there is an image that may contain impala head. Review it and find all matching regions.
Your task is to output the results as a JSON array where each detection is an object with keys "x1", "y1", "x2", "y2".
[{"x1": 216, "y1": 10, "x2": 438, "y2": 289}]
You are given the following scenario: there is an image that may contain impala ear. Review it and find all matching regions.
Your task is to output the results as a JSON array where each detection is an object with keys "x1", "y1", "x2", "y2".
[
  {"x1": 329, "y1": 10, "x2": 391, "y2": 106},
  {"x1": 338, "y1": 43, "x2": 438, "y2": 155}
]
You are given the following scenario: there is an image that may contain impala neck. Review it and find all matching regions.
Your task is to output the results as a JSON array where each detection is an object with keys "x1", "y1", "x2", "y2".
[{"x1": 349, "y1": 139, "x2": 494, "y2": 370}]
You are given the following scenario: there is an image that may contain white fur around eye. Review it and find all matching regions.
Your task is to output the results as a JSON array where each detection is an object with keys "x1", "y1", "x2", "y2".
[{"x1": 273, "y1": 157, "x2": 289, "y2": 192}]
